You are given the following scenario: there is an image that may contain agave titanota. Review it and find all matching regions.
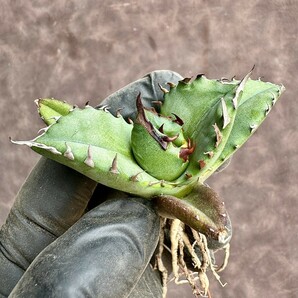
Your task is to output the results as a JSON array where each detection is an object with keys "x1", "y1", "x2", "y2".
[{"x1": 12, "y1": 70, "x2": 284, "y2": 296}]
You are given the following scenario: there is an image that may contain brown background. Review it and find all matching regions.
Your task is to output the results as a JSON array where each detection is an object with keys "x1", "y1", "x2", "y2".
[{"x1": 0, "y1": 1, "x2": 297, "y2": 297}]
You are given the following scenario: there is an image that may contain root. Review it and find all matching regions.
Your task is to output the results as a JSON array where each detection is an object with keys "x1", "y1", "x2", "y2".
[
  {"x1": 170, "y1": 219, "x2": 183, "y2": 282},
  {"x1": 155, "y1": 218, "x2": 168, "y2": 298},
  {"x1": 215, "y1": 243, "x2": 230, "y2": 273},
  {"x1": 155, "y1": 218, "x2": 230, "y2": 297}
]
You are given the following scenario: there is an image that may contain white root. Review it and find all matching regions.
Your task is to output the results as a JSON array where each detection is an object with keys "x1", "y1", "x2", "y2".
[
  {"x1": 215, "y1": 243, "x2": 230, "y2": 273},
  {"x1": 170, "y1": 219, "x2": 184, "y2": 283},
  {"x1": 178, "y1": 238, "x2": 202, "y2": 296},
  {"x1": 155, "y1": 218, "x2": 230, "y2": 298},
  {"x1": 155, "y1": 218, "x2": 168, "y2": 298}
]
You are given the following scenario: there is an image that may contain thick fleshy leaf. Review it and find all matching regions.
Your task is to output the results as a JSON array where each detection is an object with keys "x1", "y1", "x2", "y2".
[
  {"x1": 161, "y1": 73, "x2": 285, "y2": 182},
  {"x1": 131, "y1": 95, "x2": 190, "y2": 181},
  {"x1": 12, "y1": 104, "x2": 193, "y2": 198},
  {"x1": 206, "y1": 79, "x2": 285, "y2": 179},
  {"x1": 11, "y1": 72, "x2": 285, "y2": 246},
  {"x1": 12, "y1": 74, "x2": 284, "y2": 194},
  {"x1": 161, "y1": 75, "x2": 238, "y2": 137}
]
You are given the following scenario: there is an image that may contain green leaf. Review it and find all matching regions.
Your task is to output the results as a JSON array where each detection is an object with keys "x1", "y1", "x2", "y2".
[
  {"x1": 12, "y1": 103, "x2": 193, "y2": 198},
  {"x1": 36, "y1": 98, "x2": 73, "y2": 125},
  {"x1": 12, "y1": 73, "x2": 284, "y2": 196},
  {"x1": 208, "y1": 79, "x2": 285, "y2": 179},
  {"x1": 161, "y1": 73, "x2": 285, "y2": 182},
  {"x1": 11, "y1": 72, "x2": 285, "y2": 245}
]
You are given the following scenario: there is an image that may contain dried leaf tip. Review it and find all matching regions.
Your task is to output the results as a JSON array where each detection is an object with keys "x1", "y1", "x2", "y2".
[
  {"x1": 232, "y1": 68, "x2": 253, "y2": 109},
  {"x1": 10, "y1": 139, "x2": 62, "y2": 155}
]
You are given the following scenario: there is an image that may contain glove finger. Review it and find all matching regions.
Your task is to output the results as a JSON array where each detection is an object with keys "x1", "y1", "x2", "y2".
[
  {"x1": 0, "y1": 157, "x2": 97, "y2": 296},
  {"x1": 97, "y1": 70, "x2": 183, "y2": 120},
  {"x1": 9, "y1": 197, "x2": 161, "y2": 298}
]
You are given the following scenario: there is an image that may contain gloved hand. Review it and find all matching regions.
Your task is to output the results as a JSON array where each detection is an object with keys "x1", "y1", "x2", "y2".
[{"x1": 0, "y1": 70, "x2": 183, "y2": 298}]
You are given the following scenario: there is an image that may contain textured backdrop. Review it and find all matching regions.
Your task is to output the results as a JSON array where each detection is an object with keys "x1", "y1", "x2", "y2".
[{"x1": 1, "y1": 1, "x2": 297, "y2": 297}]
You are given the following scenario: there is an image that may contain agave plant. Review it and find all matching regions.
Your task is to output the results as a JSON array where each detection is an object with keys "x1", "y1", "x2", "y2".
[{"x1": 12, "y1": 70, "x2": 284, "y2": 297}]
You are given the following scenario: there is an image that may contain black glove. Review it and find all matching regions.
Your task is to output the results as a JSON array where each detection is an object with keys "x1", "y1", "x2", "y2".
[{"x1": 0, "y1": 70, "x2": 183, "y2": 298}]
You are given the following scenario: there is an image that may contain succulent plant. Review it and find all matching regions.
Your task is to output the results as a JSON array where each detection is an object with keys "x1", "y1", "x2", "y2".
[{"x1": 12, "y1": 70, "x2": 284, "y2": 296}]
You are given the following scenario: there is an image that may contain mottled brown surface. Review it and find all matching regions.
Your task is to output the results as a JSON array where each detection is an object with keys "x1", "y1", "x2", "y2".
[{"x1": 1, "y1": 1, "x2": 297, "y2": 297}]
